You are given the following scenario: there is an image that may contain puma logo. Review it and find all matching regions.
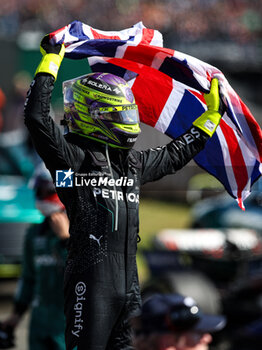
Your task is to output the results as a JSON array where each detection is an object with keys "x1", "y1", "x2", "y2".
[{"x1": 89, "y1": 234, "x2": 103, "y2": 247}]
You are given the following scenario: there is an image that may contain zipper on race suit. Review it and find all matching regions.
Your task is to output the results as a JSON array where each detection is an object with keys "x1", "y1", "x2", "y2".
[{"x1": 105, "y1": 144, "x2": 119, "y2": 231}]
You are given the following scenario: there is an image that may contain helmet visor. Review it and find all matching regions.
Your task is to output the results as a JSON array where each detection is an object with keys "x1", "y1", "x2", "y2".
[{"x1": 90, "y1": 105, "x2": 140, "y2": 125}]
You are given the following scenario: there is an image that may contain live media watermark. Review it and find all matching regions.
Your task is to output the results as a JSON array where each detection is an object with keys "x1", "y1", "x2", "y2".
[{"x1": 56, "y1": 169, "x2": 134, "y2": 188}]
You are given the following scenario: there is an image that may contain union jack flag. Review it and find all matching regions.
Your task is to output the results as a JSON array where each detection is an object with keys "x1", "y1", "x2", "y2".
[{"x1": 50, "y1": 20, "x2": 262, "y2": 209}]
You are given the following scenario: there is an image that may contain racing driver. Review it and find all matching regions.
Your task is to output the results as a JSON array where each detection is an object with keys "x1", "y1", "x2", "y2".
[{"x1": 24, "y1": 35, "x2": 224, "y2": 350}]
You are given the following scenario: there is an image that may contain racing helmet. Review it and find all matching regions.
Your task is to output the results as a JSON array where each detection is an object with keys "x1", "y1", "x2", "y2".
[{"x1": 62, "y1": 72, "x2": 141, "y2": 149}]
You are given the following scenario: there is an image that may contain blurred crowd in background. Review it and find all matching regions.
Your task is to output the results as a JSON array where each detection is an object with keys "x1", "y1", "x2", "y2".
[{"x1": 0, "y1": 0, "x2": 261, "y2": 45}]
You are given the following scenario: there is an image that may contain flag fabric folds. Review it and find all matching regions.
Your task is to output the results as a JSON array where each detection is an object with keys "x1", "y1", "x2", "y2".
[{"x1": 50, "y1": 20, "x2": 262, "y2": 209}]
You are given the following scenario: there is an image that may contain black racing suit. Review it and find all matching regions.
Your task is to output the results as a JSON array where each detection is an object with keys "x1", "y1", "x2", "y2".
[{"x1": 24, "y1": 74, "x2": 209, "y2": 350}]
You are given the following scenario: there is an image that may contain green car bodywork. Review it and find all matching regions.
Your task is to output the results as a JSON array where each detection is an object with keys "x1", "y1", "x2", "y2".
[{"x1": 0, "y1": 176, "x2": 44, "y2": 278}]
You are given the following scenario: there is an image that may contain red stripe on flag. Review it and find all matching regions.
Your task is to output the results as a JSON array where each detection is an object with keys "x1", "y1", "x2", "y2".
[
  {"x1": 49, "y1": 25, "x2": 67, "y2": 39},
  {"x1": 206, "y1": 71, "x2": 211, "y2": 82},
  {"x1": 189, "y1": 90, "x2": 206, "y2": 105},
  {"x1": 220, "y1": 119, "x2": 248, "y2": 203},
  {"x1": 90, "y1": 28, "x2": 120, "y2": 40},
  {"x1": 123, "y1": 44, "x2": 174, "y2": 67},
  {"x1": 140, "y1": 28, "x2": 155, "y2": 45},
  {"x1": 108, "y1": 58, "x2": 173, "y2": 127},
  {"x1": 239, "y1": 99, "x2": 262, "y2": 162}
]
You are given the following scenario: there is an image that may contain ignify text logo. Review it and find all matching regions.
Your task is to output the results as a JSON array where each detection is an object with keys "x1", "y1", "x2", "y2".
[
  {"x1": 56, "y1": 169, "x2": 74, "y2": 187},
  {"x1": 72, "y1": 282, "x2": 86, "y2": 338}
]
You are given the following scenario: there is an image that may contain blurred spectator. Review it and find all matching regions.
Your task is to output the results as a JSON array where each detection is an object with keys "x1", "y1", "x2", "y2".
[
  {"x1": 0, "y1": 71, "x2": 38, "y2": 178},
  {"x1": 0, "y1": 87, "x2": 6, "y2": 131},
  {"x1": 132, "y1": 293, "x2": 226, "y2": 350},
  {"x1": 1, "y1": 163, "x2": 69, "y2": 350},
  {"x1": 3, "y1": 70, "x2": 31, "y2": 133}
]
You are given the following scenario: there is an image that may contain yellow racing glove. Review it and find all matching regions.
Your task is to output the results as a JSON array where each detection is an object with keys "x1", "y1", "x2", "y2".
[
  {"x1": 193, "y1": 78, "x2": 224, "y2": 137},
  {"x1": 35, "y1": 35, "x2": 65, "y2": 81}
]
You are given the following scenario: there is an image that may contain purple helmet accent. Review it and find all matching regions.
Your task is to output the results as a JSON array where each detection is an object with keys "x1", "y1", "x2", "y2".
[
  {"x1": 125, "y1": 87, "x2": 134, "y2": 103},
  {"x1": 91, "y1": 72, "x2": 125, "y2": 84}
]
